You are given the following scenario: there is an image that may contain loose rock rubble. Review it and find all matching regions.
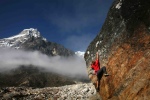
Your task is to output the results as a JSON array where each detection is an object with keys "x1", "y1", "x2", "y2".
[{"x1": 0, "y1": 83, "x2": 96, "y2": 100}]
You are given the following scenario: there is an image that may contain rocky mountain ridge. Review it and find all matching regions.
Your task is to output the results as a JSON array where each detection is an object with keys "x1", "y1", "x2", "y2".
[
  {"x1": 0, "y1": 28, "x2": 74, "y2": 57},
  {"x1": 0, "y1": 28, "x2": 46, "y2": 49}
]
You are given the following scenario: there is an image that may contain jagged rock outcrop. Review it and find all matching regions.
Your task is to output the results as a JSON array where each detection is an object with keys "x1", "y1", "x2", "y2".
[{"x1": 84, "y1": 0, "x2": 150, "y2": 100}]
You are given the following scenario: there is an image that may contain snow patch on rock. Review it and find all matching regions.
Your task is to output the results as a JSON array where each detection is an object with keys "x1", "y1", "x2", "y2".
[{"x1": 116, "y1": 0, "x2": 122, "y2": 9}]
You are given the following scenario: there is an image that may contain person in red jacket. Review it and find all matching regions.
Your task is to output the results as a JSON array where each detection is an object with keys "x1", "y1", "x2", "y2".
[{"x1": 91, "y1": 52, "x2": 109, "y2": 91}]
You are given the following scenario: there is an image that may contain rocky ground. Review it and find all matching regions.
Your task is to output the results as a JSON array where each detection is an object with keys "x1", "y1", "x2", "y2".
[{"x1": 0, "y1": 83, "x2": 100, "y2": 100}]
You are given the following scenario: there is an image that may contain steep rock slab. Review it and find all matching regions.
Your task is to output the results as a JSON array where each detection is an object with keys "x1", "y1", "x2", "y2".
[{"x1": 84, "y1": 0, "x2": 150, "y2": 99}]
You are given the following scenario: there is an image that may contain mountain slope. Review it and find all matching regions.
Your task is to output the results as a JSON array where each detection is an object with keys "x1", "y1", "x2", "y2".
[
  {"x1": 0, "y1": 65, "x2": 75, "y2": 87},
  {"x1": 0, "y1": 28, "x2": 78, "y2": 87},
  {"x1": 0, "y1": 28, "x2": 45, "y2": 48},
  {"x1": 0, "y1": 28, "x2": 74, "y2": 56}
]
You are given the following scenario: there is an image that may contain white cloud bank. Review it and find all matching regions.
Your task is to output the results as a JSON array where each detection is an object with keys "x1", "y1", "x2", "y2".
[{"x1": 0, "y1": 48, "x2": 88, "y2": 79}]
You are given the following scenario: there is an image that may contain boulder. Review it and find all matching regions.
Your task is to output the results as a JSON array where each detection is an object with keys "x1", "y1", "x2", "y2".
[{"x1": 84, "y1": 0, "x2": 150, "y2": 99}]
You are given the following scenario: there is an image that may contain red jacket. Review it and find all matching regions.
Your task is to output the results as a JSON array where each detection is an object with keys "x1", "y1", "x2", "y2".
[{"x1": 91, "y1": 59, "x2": 100, "y2": 74}]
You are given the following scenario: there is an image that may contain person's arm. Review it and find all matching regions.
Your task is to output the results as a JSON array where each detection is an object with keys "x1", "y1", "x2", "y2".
[
  {"x1": 95, "y1": 52, "x2": 100, "y2": 68},
  {"x1": 96, "y1": 52, "x2": 99, "y2": 60}
]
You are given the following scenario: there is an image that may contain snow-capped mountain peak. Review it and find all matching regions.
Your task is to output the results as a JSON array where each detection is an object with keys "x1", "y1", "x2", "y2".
[
  {"x1": 75, "y1": 51, "x2": 85, "y2": 58},
  {"x1": 6, "y1": 28, "x2": 40, "y2": 40},
  {"x1": 19, "y1": 28, "x2": 40, "y2": 38},
  {"x1": 0, "y1": 28, "x2": 46, "y2": 49}
]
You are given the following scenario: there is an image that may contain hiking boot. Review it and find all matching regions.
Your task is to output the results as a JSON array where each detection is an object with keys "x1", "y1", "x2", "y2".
[{"x1": 104, "y1": 73, "x2": 110, "y2": 77}]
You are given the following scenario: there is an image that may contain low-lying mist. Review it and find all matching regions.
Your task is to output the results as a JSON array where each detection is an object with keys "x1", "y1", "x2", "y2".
[{"x1": 0, "y1": 48, "x2": 88, "y2": 80}]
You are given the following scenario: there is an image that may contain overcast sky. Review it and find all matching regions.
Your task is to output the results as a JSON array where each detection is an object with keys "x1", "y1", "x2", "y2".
[{"x1": 0, "y1": 0, "x2": 114, "y2": 51}]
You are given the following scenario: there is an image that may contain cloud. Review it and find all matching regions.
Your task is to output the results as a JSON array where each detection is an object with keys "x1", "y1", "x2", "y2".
[{"x1": 0, "y1": 48, "x2": 88, "y2": 79}]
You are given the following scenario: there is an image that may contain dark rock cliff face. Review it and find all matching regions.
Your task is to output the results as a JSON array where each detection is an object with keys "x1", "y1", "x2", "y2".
[
  {"x1": 20, "y1": 37, "x2": 74, "y2": 57},
  {"x1": 84, "y1": 0, "x2": 150, "y2": 99}
]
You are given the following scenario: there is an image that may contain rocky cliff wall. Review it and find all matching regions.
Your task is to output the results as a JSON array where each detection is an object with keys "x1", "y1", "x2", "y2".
[{"x1": 84, "y1": 0, "x2": 150, "y2": 99}]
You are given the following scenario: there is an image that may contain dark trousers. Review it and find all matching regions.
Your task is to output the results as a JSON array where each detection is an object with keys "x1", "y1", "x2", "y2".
[
  {"x1": 97, "y1": 66, "x2": 107, "y2": 81},
  {"x1": 96, "y1": 66, "x2": 107, "y2": 89}
]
